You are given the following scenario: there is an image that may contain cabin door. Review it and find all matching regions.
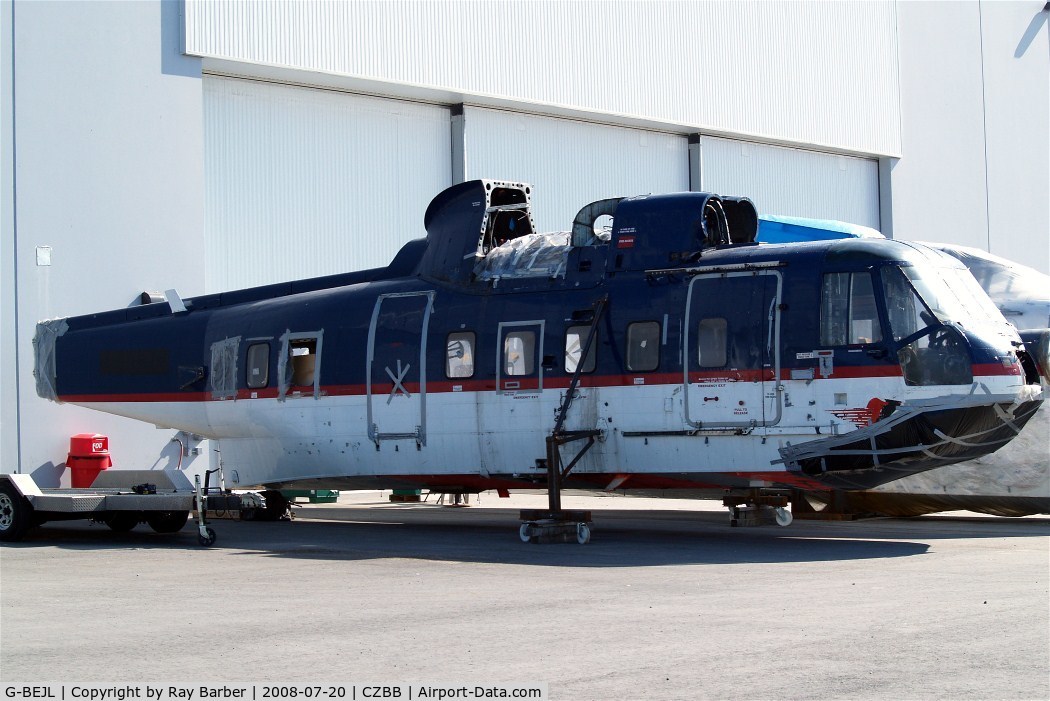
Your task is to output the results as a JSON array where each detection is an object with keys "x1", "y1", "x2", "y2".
[
  {"x1": 683, "y1": 270, "x2": 782, "y2": 429},
  {"x1": 367, "y1": 291, "x2": 435, "y2": 447},
  {"x1": 477, "y1": 321, "x2": 547, "y2": 469}
]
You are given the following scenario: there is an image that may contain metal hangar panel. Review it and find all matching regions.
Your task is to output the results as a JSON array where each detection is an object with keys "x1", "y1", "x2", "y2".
[
  {"x1": 700, "y1": 137, "x2": 881, "y2": 230},
  {"x1": 203, "y1": 76, "x2": 453, "y2": 293},
  {"x1": 460, "y1": 107, "x2": 689, "y2": 233}
]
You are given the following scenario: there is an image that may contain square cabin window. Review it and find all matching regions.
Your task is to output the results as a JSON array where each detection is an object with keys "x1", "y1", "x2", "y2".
[
  {"x1": 289, "y1": 338, "x2": 318, "y2": 387},
  {"x1": 246, "y1": 343, "x2": 269, "y2": 389},
  {"x1": 504, "y1": 331, "x2": 535, "y2": 376},
  {"x1": 697, "y1": 318, "x2": 727, "y2": 368},
  {"x1": 446, "y1": 332, "x2": 476, "y2": 378},
  {"x1": 565, "y1": 325, "x2": 597, "y2": 373},
  {"x1": 626, "y1": 321, "x2": 660, "y2": 372}
]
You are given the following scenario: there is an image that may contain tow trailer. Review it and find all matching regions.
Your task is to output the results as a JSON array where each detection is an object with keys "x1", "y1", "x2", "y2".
[{"x1": 0, "y1": 469, "x2": 238, "y2": 546}]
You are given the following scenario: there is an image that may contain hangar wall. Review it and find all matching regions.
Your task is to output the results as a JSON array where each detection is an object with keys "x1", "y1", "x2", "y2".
[
  {"x1": 183, "y1": 0, "x2": 903, "y2": 156},
  {"x1": 3, "y1": 0, "x2": 1047, "y2": 478},
  {"x1": 204, "y1": 76, "x2": 452, "y2": 291},
  {"x1": 699, "y1": 138, "x2": 881, "y2": 230},
  {"x1": 200, "y1": 80, "x2": 881, "y2": 291},
  {"x1": 459, "y1": 107, "x2": 689, "y2": 234},
  {"x1": 891, "y1": 0, "x2": 1049, "y2": 271},
  {"x1": 3, "y1": 1, "x2": 208, "y2": 480}
]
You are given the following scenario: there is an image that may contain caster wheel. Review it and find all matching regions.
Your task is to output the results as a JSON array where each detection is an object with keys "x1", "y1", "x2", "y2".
[
  {"x1": 775, "y1": 507, "x2": 793, "y2": 527},
  {"x1": 198, "y1": 527, "x2": 217, "y2": 547},
  {"x1": 576, "y1": 522, "x2": 591, "y2": 544},
  {"x1": 519, "y1": 524, "x2": 532, "y2": 543}
]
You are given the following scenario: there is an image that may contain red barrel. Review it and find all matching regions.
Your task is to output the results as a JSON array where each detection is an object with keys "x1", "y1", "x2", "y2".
[{"x1": 67, "y1": 433, "x2": 113, "y2": 488}]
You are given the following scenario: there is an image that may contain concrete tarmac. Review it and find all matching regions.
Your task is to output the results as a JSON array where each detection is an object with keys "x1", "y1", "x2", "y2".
[{"x1": 1, "y1": 491, "x2": 1048, "y2": 700}]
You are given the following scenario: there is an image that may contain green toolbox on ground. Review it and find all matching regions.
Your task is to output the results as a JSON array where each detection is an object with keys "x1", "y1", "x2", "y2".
[{"x1": 280, "y1": 489, "x2": 339, "y2": 504}]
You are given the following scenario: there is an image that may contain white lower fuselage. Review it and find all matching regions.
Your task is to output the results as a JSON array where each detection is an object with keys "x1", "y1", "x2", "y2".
[{"x1": 71, "y1": 370, "x2": 1034, "y2": 492}]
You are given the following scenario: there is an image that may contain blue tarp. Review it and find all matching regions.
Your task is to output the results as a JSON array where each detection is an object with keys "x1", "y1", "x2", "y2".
[{"x1": 757, "y1": 215, "x2": 884, "y2": 243}]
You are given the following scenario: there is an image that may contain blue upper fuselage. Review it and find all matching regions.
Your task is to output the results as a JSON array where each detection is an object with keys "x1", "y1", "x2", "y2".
[{"x1": 47, "y1": 181, "x2": 1023, "y2": 400}]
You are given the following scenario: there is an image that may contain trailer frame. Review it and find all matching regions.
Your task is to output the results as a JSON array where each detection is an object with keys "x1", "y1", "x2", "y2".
[{"x1": 0, "y1": 470, "x2": 228, "y2": 545}]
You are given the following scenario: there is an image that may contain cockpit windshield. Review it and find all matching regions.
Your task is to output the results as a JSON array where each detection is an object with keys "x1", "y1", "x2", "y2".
[
  {"x1": 881, "y1": 265, "x2": 977, "y2": 386},
  {"x1": 882, "y1": 264, "x2": 1007, "y2": 341},
  {"x1": 938, "y1": 267, "x2": 1010, "y2": 327}
]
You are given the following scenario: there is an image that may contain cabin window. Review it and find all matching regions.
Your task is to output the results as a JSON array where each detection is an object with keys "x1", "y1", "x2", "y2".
[
  {"x1": 697, "y1": 318, "x2": 728, "y2": 368},
  {"x1": 290, "y1": 340, "x2": 317, "y2": 386},
  {"x1": 446, "y1": 332, "x2": 476, "y2": 378},
  {"x1": 565, "y1": 326, "x2": 597, "y2": 373},
  {"x1": 504, "y1": 331, "x2": 535, "y2": 376},
  {"x1": 626, "y1": 321, "x2": 660, "y2": 371},
  {"x1": 820, "y1": 272, "x2": 883, "y2": 346},
  {"x1": 278, "y1": 330, "x2": 323, "y2": 399},
  {"x1": 209, "y1": 336, "x2": 241, "y2": 400},
  {"x1": 246, "y1": 343, "x2": 269, "y2": 389}
]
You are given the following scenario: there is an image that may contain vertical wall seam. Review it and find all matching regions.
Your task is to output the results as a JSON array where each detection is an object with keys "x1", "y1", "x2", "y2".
[
  {"x1": 977, "y1": 0, "x2": 993, "y2": 253},
  {"x1": 451, "y1": 103, "x2": 465, "y2": 184},
  {"x1": 9, "y1": 0, "x2": 23, "y2": 472}
]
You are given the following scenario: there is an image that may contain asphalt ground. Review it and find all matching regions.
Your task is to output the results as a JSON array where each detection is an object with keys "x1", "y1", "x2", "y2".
[{"x1": 1, "y1": 491, "x2": 1048, "y2": 701}]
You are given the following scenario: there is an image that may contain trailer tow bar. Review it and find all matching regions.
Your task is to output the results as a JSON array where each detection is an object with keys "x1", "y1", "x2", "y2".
[{"x1": 193, "y1": 474, "x2": 217, "y2": 546}]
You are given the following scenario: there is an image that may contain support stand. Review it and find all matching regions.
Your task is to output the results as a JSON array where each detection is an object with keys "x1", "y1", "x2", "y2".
[
  {"x1": 723, "y1": 489, "x2": 793, "y2": 527},
  {"x1": 519, "y1": 296, "x2": 607, "y2": 544}
]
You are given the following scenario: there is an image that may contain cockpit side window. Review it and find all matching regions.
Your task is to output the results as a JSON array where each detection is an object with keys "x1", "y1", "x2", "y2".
[
  {"x1": 881, "y1": 267, "x2": 934, "y2": 341},
  {"x1": 820, "y1": 272, "x2": 883, "y2": 346}
]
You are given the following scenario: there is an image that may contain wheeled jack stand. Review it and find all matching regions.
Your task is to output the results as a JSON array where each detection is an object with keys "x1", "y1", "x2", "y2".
[
  {"x1": 518, "y1": 451, "x2": 594, "y2": 544},
  {"x1": 518, "y1": 296, "x2": 606, "y2": 544},
  {"x1": 724, "y1": 489, "x2": 793, "y2": 527}
]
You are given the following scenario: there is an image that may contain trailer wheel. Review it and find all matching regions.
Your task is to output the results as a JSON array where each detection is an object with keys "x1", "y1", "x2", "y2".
[
  {"x1": 0, "y1": 482, "x2": 33, "y2": 542},
  {"x1": 104, "y1": 512, "x2": 140, "y2": 532},
  {"x1": 146, "y1": 510, "x2": 189, "y2": 534}
]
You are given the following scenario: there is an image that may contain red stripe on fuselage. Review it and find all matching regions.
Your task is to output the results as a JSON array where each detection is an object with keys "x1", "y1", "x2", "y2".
[
  {"x1": 58, "y1": 364, "x2": 1015, "y2": 403},
  {"x1": 972, "y1": 362, "x2": 1023, "y2": 377}
]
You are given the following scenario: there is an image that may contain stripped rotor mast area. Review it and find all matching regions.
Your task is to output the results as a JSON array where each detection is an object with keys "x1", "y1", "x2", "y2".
[{"x1": 34, "y1": 179, "x2": 1046, "y2": 530}]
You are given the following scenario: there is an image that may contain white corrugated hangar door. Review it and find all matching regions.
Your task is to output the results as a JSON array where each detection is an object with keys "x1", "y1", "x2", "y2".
[
  {"x1": 701, "y1": 137, "x2": 881, "y2": 230},
  {"x1": 462, "y1": 107, "x2": 689, "y2": 233},
  {"x1": 203, "y1": 76, "x2": 452, "y2": 293}
]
